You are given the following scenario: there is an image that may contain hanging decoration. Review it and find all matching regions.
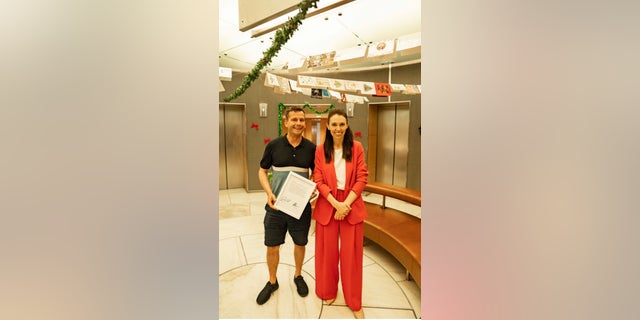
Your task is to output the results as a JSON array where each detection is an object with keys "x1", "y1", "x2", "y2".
[
  {"x1": 264, "y1": 138, "x2": 271, "y2": 145},
  {"x1": 223, "y1": 0, "x2": 320, "y2": 102},
  {"x1": 354, "y1": 131, "x2": 362, "y2": 139},
  {"x1": 278, "y1": 103, "x2": 335, "y2": 136},
  {"x1": 250, "y1": 122, "x2": 259, "y2": 130}
]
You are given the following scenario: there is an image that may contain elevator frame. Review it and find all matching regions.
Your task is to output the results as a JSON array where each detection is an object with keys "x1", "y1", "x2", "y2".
[
  {"x1": 367, "y1": 100, "x2": 411, "y2": 186},
  {"x1": 219, "y1": 103, "x2": 248, "y2": 190}
]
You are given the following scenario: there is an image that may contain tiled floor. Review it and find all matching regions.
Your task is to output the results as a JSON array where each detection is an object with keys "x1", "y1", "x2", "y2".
[{"x1": 219, "y1": 188, "x2": 421, "y2": 319}]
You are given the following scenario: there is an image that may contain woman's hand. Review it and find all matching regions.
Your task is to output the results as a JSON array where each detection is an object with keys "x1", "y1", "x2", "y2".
[{"x1": 333, "y1": 202, "x2": 351, "y2": 220}]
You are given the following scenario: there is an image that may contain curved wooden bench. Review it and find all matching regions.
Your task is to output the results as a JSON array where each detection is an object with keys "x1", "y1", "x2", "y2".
[{"x1": 363, "y1": 182, "x2": 421, "y2": 287}]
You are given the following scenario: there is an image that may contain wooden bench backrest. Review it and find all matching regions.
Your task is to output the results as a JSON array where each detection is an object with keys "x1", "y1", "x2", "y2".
[{"x1": 364, "y1": 181, "x2": 421, "y2": 206}]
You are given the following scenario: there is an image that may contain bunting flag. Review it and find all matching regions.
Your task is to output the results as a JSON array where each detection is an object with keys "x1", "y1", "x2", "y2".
[
  {"x1": 403, "y1": 84, "x2": 421, "y2": 94},
  {"x1": 396, "y1": 32, "x2": 421, "y2": 55},
  {"x1": 287, "y1": 57, "x2": 307, "y2": 70},
  {"x1": 264, "y1": 72, "x2": 279, "y2": 87},
  {"x1": 329, "y1": 79, "x2": 345, "y2": 91},
  {"x1": 289, "y1": 79, "x2": 302, "y2": 93},
  {"x1": 359, "y1": 82, "x2": 376, "y2": 95},
  {"x1": 273, "y1": 76, "x2": 291, "y2": 94},
  {"x1": 263, "y1": 73, "x2": 418, "y2": 103},
  {"x1": 334, "y1": 45, "x2": 368, "y2": 63},
  {"x1": 284, "y1": 33, "x2": 421, "y2": 73},
  {"x1": 367, "y1": 39, "x2": 395, "y2": 57},
  {"x1": 307, "y1": 51, "x2": 336, "y2": 69},
  {"x1": 344, "y1": 80, "x2": 359, "y2": 92},
  {"x1": 219, "y1": 67, "x2": 232, "y2": 81},
  {"x1": 297, "y1": 75, "x2": 317, "y2": 88},
  {"x1": 315, "y1": 77, "x2": 331, "y2": 88},
  {"x1": 390, "y1": 83, "x2": 407, "y2": 92},
  {"x1": 328, "y1": 89, "x2": 341, "y2": 99},
  {"x1": 344, "y1": 93, "x2": 366, "y2": 104},
  {"x1": 374, "y1": 82, "x2": 392, "y2": 97}
]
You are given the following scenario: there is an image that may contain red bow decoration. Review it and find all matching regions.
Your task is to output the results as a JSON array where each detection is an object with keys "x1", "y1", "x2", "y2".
[
  {"x1": 250, "y1": 122, "x2": 259, "y2": 130},
  {"x1": 354, "y1": 131, "x2": 362, "y2": 139},
  {"x1": 264, "y1": 138, "x2": 271, "y2": 144}
]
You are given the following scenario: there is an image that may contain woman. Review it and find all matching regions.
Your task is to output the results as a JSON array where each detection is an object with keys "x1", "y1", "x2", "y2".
[{"x1": 313, "y1": 108, "x2": 368, "y2": 319}]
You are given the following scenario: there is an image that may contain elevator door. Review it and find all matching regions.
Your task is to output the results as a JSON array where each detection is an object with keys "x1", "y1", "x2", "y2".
[
  {"x1": 219, "y1": 104, "x2": 245, "y2": 189},
  {"x1": 375, "y1": 103, "x2": 410, "y2": 187}
]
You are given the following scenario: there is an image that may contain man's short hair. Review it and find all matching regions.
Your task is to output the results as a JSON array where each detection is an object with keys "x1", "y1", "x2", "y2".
[{"x1": 284, "y1": 106, "x2": 305, "y2": 119}]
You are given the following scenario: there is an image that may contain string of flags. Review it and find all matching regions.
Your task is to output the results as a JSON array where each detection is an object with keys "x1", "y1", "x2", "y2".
[{"x1": 264, "y1": 72, "x2": 421, "y2": 104}]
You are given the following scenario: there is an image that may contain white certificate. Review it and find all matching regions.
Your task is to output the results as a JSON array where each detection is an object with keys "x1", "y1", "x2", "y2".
[{"x1": 274, "y1": 171, "x2": 316, "y2": 219}]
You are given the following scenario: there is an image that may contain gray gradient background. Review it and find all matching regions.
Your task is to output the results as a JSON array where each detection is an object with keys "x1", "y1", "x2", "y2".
[{"x1": 1, "y1": 0, "x2": 639, "y2": 319}]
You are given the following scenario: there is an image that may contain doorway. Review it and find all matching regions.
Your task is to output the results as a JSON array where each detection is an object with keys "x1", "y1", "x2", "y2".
[
  {"x1": 305, "y1": 116, "x2": 327, "y2": 145},
  {"x1": 280, "y1": 104, "x2": 331, "y2": 145},
  {"x1": 219, "y1": 103, "x2": 247, "y2": 190},
  {"x1": 367, "y1": 101, "x2": 410, "y2": 187}
]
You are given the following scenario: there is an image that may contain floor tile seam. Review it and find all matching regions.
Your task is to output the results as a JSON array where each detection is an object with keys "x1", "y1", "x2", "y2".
[
  {"x1": 362, "y1": 259, "x2": 417, "y2": 311},
  {"x1": 359, "y1": 305, "x2": 416, "y2": 312},
  {"x1": 359, "y1": 305, "x2": 419, "y2": 319},
  {"x1": 218, "y1": 261, "x2": 317, "y2": 280},
  {"x1": 239, "y1": 233, "x2": 249, "y2": 266},
  {"x1": 320, "y1": 305, "x2": 417, "y2": 319},
  {"x1": 219, "y1": 232, "x2": 263, "y2": 241},
  {"x1": 219, "y1": 263, "x2": 416, "y2": 317}
]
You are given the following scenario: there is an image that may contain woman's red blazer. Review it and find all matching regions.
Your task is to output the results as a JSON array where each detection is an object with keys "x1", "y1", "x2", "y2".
[{"x1": 313, "y1": 141, "x2": 368, "y2": 225}]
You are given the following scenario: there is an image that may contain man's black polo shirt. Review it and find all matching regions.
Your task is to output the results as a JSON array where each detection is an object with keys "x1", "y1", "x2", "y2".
[{"x1": 260, "y1": 134, "x2": 316, "y2": 196}]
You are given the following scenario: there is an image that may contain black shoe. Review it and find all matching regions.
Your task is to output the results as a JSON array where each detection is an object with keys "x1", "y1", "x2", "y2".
[
  {"x1": 294, "y1": 275, "x2": 308, "y2": 297},
  {"x1": 256, "y1": 280, "x2": 279, "y2": 305}
]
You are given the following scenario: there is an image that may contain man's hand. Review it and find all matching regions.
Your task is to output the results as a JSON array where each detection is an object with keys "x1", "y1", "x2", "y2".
[
  {"x1": 309, "y1": 189, "x2": 319, "y2": 203},
  {"x1": 266, "y1": 193, "x2": 278, "y2": 211}
]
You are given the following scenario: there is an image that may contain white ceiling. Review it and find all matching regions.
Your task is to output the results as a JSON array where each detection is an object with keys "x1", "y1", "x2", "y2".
[{"x1": 219, "y1": 0, "x2": 422, "y2": 74}]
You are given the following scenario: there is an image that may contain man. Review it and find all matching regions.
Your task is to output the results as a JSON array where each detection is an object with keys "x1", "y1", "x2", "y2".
[{"x1": 256, "y1": 106, "x2": 316, "y2": 305}]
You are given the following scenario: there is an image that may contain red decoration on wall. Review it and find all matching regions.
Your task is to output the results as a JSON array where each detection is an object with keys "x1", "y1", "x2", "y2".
[
  {"x1": 373, "y1": 82, "x2": 392, "y2": 97},
  {"x1": 250, "y1": 122, "x2": 259, "y2": 130},
  {"x1": 264, "y1": 138, "x2": 271, "y2": 144},
  {"x1": 354, "y1": 131, "x2": 362, "y2": 139}
]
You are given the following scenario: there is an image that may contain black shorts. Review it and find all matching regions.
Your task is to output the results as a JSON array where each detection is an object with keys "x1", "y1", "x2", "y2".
[{"x1": 263, "y1": 203, "x2": 312, "y2": 246}]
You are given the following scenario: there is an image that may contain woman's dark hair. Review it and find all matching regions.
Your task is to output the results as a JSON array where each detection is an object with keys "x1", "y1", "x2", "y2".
[{"x1": 323, "y1": 108, "x2": 353, "y2": 163}]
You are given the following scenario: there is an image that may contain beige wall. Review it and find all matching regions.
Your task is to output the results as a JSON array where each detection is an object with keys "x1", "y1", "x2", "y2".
[{"x1": 219, "y1": 63, "x2": 421, "y2": 191}]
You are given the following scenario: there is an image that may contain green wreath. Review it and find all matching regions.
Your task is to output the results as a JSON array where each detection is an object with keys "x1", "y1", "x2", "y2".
[{"x1": 223, "y1": 0, "x2": 320, "y2": 102}]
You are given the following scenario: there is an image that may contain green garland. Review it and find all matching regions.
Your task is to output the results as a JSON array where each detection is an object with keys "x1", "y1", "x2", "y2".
[
  {"x1": 223, "y1": 0, "x2": 320, "y2": 102},
  {"x1": 278, "y1": 103, "x2": 334, "y2": 136}
]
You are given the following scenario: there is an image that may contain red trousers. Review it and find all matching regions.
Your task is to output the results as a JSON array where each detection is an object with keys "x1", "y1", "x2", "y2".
[{"x1": 314, "y1": 190, "x2": 364, "y2": 311}]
